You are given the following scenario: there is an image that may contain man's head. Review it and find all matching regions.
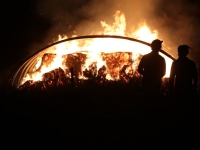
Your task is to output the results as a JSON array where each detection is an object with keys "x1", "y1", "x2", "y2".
[
  {"x1": 178, "y1": 45, "x2": 190, "y2": 57},
  {"x1": 151, "y1": 39, "x2": 163, "y2": 52}
]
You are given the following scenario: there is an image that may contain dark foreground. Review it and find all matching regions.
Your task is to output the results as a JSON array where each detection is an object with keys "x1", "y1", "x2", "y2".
[{"x1": 0, "y1": 85, "x2": 199, "y2": 148}]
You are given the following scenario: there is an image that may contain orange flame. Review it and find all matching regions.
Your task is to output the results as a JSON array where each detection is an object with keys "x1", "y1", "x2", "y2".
[{"x1": 22, "y1": 11, "x2": 173, "y2": 85}]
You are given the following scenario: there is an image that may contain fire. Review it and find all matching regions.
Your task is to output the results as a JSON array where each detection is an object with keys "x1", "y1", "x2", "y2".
[
  {"x1": 21, "y1": 11, "x2": 173, "y2": 86},
  {"x1": 100, "y1": 10, "x2": 126, "y2": 35}
]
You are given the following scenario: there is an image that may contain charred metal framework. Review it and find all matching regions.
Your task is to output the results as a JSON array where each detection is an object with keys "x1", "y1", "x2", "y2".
[{"x1": 8, "y1": 35, "x2": 175, "y2": 88}]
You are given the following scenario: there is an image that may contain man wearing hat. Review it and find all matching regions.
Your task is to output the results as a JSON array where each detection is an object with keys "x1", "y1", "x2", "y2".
[
  {"x1": 138, "y1": 39, "x2": 166, "y2": 98},
  {"x1": 169, "y1": 45, "x2": 198, "y2": 98}
]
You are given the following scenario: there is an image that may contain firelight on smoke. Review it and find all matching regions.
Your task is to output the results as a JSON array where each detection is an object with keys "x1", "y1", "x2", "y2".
[{"x1": 21, "y1": 11, "x2": 173, "y2": 86}]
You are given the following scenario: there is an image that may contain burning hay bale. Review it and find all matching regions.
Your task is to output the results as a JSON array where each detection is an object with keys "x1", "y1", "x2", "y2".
[
  {"x1": 18, "y1": 80, "x2": 43, "y2": 91},
  {"x1": 42, "y1": 67, "x2": 68, "y2": 88},
  {"x1": 96, "y1": 65, "x2": 107, "y2": 81},
  {"x1": 19, "y1": 67, "x2": 70, "y2": 91},
  {"x1": 64, "y1": 53, "x2": 87, "y2": 78},
  {"x1": 101, "y1": 52, "x2": 132, "y2": 79},
  {"x1": 83, "y1": 63, "x2": 98, "y2": 79},
  {"x1": 37, "y1": 53, "x2": 56, "y2": 71}
]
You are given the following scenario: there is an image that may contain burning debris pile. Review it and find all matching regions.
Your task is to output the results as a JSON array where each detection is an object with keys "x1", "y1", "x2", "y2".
[
  {"x1": 18, "y1": 52, "x2": 144, "y2": 91},
  {"x1": 17, "y1": 49, "x2": 170, "y2": 98}
]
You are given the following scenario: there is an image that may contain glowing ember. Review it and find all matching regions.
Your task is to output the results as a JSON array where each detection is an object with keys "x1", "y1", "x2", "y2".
[{"x1": 21, "y1": 11, "x2": 173, "y2": 86}]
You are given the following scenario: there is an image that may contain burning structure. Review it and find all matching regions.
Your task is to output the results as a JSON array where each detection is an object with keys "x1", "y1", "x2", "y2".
[{"x1": 8, "y1": 11, "x2": 174, "y2": 92}]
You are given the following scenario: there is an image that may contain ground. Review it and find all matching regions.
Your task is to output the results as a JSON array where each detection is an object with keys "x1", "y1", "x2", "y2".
[{"x1": 0, "y1": 84, "x2": 199, "y2": 148}]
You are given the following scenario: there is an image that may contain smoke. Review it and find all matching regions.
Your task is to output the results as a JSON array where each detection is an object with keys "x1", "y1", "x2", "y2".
[
  {"x1": 35, "y1": 0, "x2": 161, "y2": 36},
  {"x1": 150, "y1": 0, "x2": 200, "y2": 61},
  {"x1": 35, "y1": 0, "x2": 200, "y2": 59}
]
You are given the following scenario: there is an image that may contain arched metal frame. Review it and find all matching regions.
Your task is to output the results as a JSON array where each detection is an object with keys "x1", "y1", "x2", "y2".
[{"x1": 8, "y1": 35, "x2": 175, "y2": 88}]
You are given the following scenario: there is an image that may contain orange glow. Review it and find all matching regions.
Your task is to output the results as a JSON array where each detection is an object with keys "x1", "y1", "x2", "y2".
[{"x1": 22, "y1": 11, "x2": 173, "y2": 85}]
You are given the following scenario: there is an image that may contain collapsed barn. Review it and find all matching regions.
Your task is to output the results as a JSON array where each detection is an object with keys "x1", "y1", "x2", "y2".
[{"x1": 8, "y1": 35, "x2": 174, "y2": 95}]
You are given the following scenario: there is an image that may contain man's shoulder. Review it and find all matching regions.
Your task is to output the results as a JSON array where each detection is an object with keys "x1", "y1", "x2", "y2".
[
  {"x1": 156, "y1": 54, "x2": 165, "y2": 61},
  {"x1": 142, "y1": 53, "x2": 150, "y2": 57},
  {"x1": 140, "y1": 54, "x2": 149, "y2": 60},
  {"x1": 174, "y1": 57, "x2": 196, "y2": 66},
  {"x1": 187, "y1": 58, "x2": 196, "y2": 64},
  {"x1": 142, "y1": 53, "x2": 165, "y2": 60},
  {"x1": 182, "y1": 57, "x2": 196, "y2": 64}
]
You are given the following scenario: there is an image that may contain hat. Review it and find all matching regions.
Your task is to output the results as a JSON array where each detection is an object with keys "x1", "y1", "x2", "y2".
[{"x1": 151, "y1": 39, "x2": 163, "y2": 47}]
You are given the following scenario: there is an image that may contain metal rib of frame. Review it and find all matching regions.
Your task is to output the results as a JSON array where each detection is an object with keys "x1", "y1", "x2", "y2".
[{"x1": 8, "y1": 35, "x2": 175, "y2": 88}]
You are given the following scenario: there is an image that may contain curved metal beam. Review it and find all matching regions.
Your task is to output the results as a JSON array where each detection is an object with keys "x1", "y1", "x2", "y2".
[{"x1": 8, "y1": 35, "x2": 175, "y2": 88}]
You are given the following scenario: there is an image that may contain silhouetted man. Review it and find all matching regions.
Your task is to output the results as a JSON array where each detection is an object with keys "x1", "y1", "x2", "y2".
[
  {"x1": 138, "y1": 39, "x2": 166, "y2": 98},
  {"x1": 169, "y1": 45, "x2": 198, "y2": 98}
]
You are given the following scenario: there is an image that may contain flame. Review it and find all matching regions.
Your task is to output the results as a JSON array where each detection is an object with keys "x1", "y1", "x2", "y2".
[
  {"x1": 22, "y1": 11, "x2": 173, "y2": 85},
  {"x1": 133, "y1": 22, "x2": 158, "y2": 43},
  {"x1": 101, "y1": 10, "x2": 126, "y2": 35}
]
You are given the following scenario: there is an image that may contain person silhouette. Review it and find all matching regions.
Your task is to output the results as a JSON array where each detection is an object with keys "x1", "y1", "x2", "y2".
[
  {"x1": 169, "y1": 45, "x2": 198, "y2": 98},
  {"x1": 138, "y1": 39, "x2": 166, "y2": 98}
]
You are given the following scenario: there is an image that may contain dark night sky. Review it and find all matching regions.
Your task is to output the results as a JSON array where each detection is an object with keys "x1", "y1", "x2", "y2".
[{"x1": 1, "y1": 0, "x2": 200, "y2": 88}]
